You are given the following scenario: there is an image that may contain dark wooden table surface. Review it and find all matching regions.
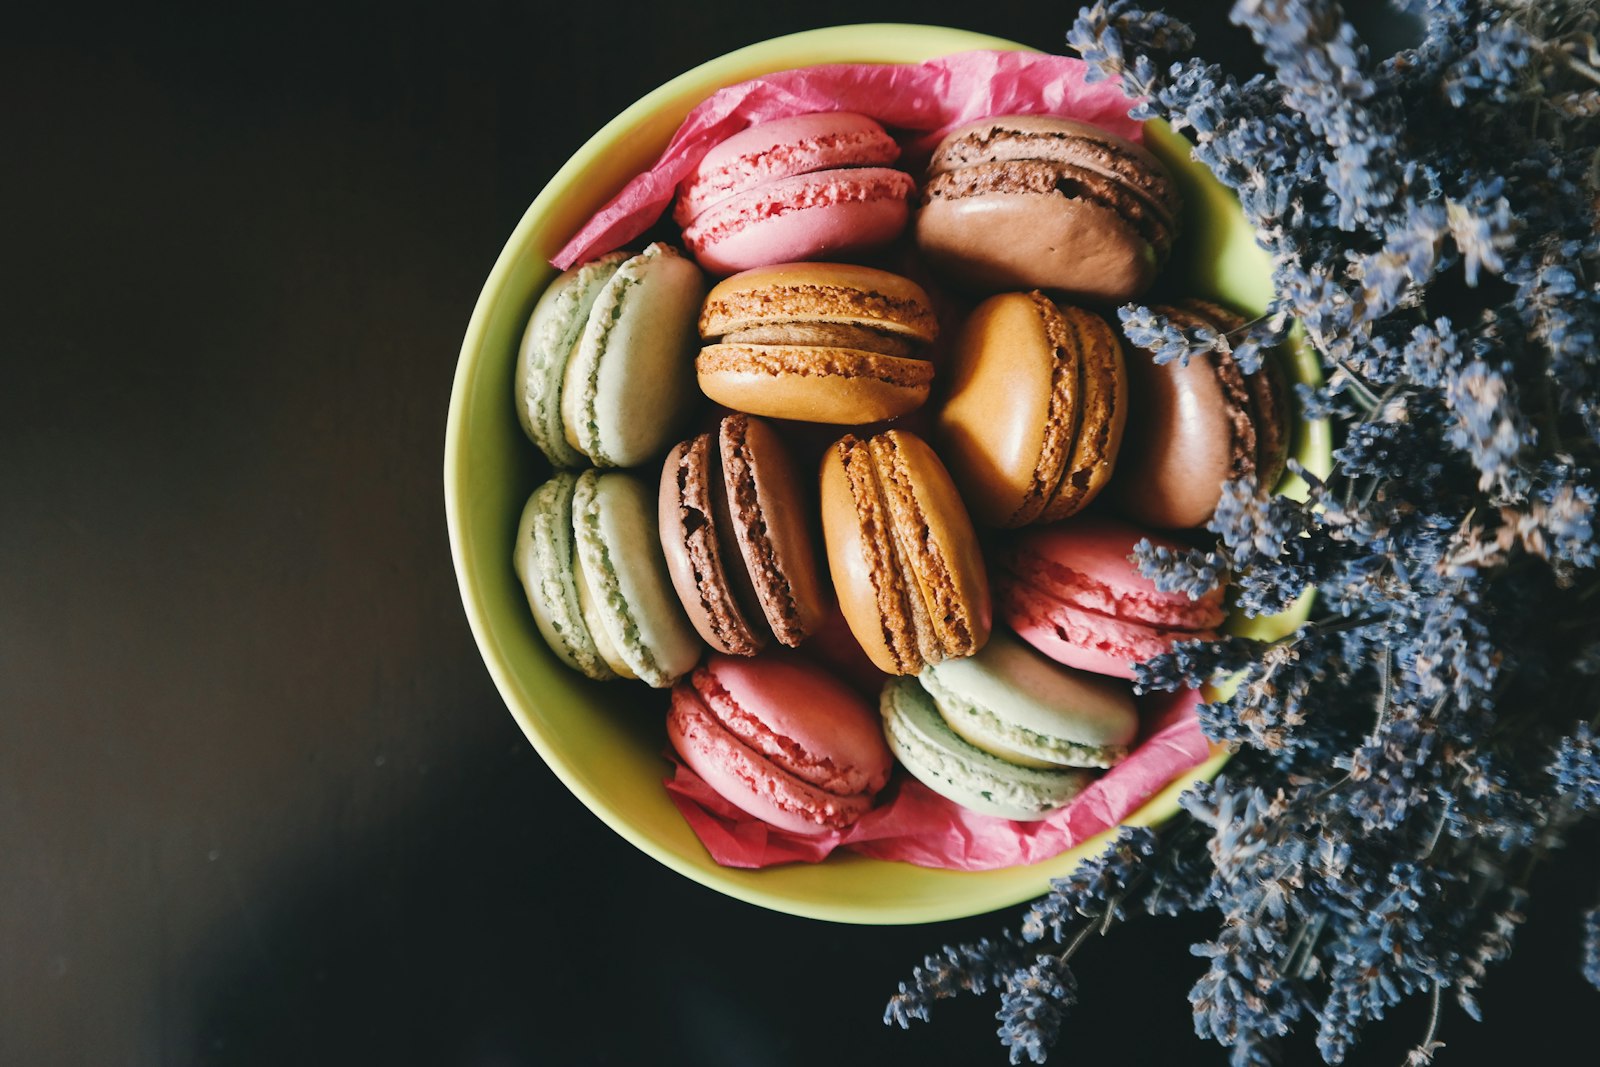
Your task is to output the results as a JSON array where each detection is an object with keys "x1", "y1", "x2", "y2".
[{"x1": 5, "y1": 2, "x2": 1595, "y2": 1064}]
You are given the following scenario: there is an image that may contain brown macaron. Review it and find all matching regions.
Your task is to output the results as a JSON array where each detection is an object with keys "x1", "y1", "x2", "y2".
[
  {"x1": 1110, "y1": 299, "x2": 1290, "y2": 529},
  {"x1": 697, "y1": 262, "x2": 938, "y2": 424},
  {"x1": 937, "y1": 292, "x2": 1127, "y2": 527},
  {"x1": 915, "y1": 115, "x2": 1180, "y2": 303},
  {"x1": 659, "y1": 414, "x2": 831, "y2": 655},
  {"x1": 819, "y1": 429, "x2": 991, "y2": 675}
]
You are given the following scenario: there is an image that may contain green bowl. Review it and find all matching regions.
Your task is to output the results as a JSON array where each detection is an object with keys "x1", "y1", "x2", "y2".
[{"x1": 444, "y1": 24, "x2": 1331, "y2": 924}]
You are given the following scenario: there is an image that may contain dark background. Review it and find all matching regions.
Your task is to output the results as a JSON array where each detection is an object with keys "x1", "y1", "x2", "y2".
[{"x1": 4, "y1": 2, "x2": 1595, "y2": 1064}]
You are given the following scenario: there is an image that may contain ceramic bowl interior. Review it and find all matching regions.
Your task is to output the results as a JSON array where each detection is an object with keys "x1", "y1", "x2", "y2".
[{"x1": 444, "y1": 24, "x2": 1331, "y2": 924}]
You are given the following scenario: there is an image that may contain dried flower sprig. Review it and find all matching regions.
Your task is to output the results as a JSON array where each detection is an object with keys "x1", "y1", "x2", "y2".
[{"x1": 888, "y1": 2, "x2": 1600, "y2": 1063}]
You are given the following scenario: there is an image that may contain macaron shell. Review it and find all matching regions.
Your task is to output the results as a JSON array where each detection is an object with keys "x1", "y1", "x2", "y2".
[
  {"x1": 674, "y1": 111, "x2": 902, "y2": 224},
  {"x1": 881, "y1": 677, "x2": 1094, "y2": 821},
  {"x1": 683, "y1": 169, "x2": 914, "y2": 275},
  {"x1": 515, "y1": 252, "x2": 627, "y2": 468},
  {"x1": 919, "y1": 630, "x2": 1138, "y2": 766},
  {"x1": 512, "y1": 473, "x2": 615, "y2": 680},
  {"x1": 915, "y1": 188, "x2": 1159, "y2": 302},
  {"x1": 572, "y1": 469, "x2": 702, "y2": 687},
  {"x1": 723, "y1": 415, "x2": 830, "y2": 645},
  {"x1": 563, "y1": 244, "x2": 705, "y2": 467},
  {"x1": 1000, "y1": 576, "x2": 1215, "y2": 680},
  {"x1": 696, "y1": 343, "x2": 932, "y2": 424}
]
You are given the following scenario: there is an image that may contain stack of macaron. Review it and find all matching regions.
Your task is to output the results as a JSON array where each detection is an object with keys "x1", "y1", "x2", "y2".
[{"x1": 510, "y1": 102, "x2": 1291, "y2": 838}]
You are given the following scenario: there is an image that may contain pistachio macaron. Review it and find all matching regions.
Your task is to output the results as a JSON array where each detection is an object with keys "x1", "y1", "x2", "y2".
[
  {"x1": 696, "y1": 262, "x2": 938, "y2": 424},
  {"x1": 819, "y1": 429, "x2": 990, "y2": 676},
  {"x1": 515, "y1": 243, "x2": 705, "y2": 468},
  {"x1": 880, "y1": 676, "x2": 1096, "y2": 821},
  {"x1": 937, "y1": 292, "x2": 1128, "y2": 527},
  {"x1": 514, "y1": 469, "x2": 702, "y2": 686},
  {"x1": 1110, "y1": 298, "x2": 1290, "y2": 528},
  {"x1": 915, "y1": 115, "x2": 1180, "y2": 302},
  {"x1": 919, "y1": 630, "x2": 1139, "y2": 769}
]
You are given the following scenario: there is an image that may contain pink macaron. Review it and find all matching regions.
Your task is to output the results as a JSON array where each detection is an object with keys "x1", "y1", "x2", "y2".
[
  {"x1": 666, "y1": 652, "x2": 894, "y2": 835},
  {"x1": 996, "y1": 516, "x2": 1226, "y2": 679},
  {"x1": 673, "y1": 112, "x2": 915, "y2": 275}
]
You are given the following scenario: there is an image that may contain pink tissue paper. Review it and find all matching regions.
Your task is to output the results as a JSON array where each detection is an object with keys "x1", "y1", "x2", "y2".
[
  {"x1": 664, "y1": 688, "x2": 1214, "y2": 871},
  {"x1": 553, "y1": 50, "x2": 1143, "y2": 269}
]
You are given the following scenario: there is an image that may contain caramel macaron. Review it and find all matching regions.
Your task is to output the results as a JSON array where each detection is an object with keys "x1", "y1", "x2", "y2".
[
  {"x1": 660, "y1": 414, "x2": 830, "y2": 655},
  {"x1": 819, "y1": 429, "x2": 991, "y2": 675},
  {"x1": 915, "y1": 116, "x2": 1180, "y2": 303},
  {"x1": 696, "y1": 263, "x2": 938, "y2": 423},
  {"x1": 1110, "y1": 299, "x2": 1290, "y2": 528},
  {"x1": 937, "y1": 292, "x2": 1127, "y2": 527}
]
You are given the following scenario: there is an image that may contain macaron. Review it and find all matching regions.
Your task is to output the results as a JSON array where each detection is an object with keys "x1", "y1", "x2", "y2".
[
  {"x1": 819, "y1": 429, "x2": 991, "y2": 676},
  {"x1": 1110, "y1": 299, "x2": 1290, "y2": 529},
  {"x1": 880, "y1": 676, "x2": 1095, "y2": 821},
  {"x1": 697, "y1": 262, "x2": 938, "y2": 424},
  {"x1": 937, "y1": 291, "x2": 1128, "y2": 527},
  {"x1": 996, "y1": 515, "x2": 1226, "y2": 680},
  {"x1": 674, "y1": 112, "x2": 916, "y2": 275},
  {"x1": 513, "y1": 469, "x2": 702, "y2": 686},
  {"x1": 919, "y1": 630, "x2": 1139, "y2": 769},
  {"x1": 515, "y1": 243, "x2": 705, "y2": 469},
  {"x1": 667, "y1": 653, "x2": 894, "y2": 835},
  {"x1": 914, "y1": 115, "x2": 1180, "y2": 302},
  {"x1": 659, "y1": 413, "x2": 830, "y2": 656}
]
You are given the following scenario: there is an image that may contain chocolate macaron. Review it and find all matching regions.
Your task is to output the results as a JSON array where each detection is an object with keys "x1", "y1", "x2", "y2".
[
  {"x1": 937, "y1": 292, "x2": 1127, "y2": 527},
  {"x1": 819, "y1": 429, "x2": 991, "y2": 675},
  {"x1": 660, "y1": 414, "x2": 830, "y2": 655},
  {"x1": 915, "y1": 115, "x2": 1180, "y2": 303},
  {"x1": 1110, "y1": 299, "x2": 1290, "y2": 529}
]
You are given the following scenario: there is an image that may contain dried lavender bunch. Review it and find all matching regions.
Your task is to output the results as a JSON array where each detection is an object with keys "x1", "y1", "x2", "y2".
[{"x1": 888, "y1": 2, "x2": 1600, "y2": 1063}]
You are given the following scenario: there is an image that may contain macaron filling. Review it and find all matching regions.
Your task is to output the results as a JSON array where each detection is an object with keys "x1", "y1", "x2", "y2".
[
  {"x1": 918, "y1": 669, "x2": 1129, "y2": 769},
  {"x1": 700, "y1": 281, "x2": 938, "y2": 341},
  {"x1": 697, "y1": 345, "x2": 935, "y2": 388}
]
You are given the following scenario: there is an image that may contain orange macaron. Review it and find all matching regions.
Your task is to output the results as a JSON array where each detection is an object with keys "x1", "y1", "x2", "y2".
[
  {"x1": 696, "y1": 262, "x2": 938, "y2": 424},
  {"x1": 937, "y1": 291, "x2": 1128, "y2": 527},
  {"x1": 818, "y1": 428, "x2": 991, "y2": 676}
]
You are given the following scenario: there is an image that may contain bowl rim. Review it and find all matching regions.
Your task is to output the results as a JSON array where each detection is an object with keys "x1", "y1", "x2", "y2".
[{"x1": 446, "y1": 23, "x2": 1321, "y2": 924}]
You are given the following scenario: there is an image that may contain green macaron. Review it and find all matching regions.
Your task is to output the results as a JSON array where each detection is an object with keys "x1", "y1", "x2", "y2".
[
  {"x1": 514, "y1": 469, "x2": 702, "y2": 687},
  {"x1": 880, "y1": 676, "x2": 1095, "y2": 821},
  {"x1": 918, "y1": 630, "x2": 1139, "y2": 769},
  {"x1": 560, "y1": 242, "x2": 705, "y2": 468},
  {"x1": 515, "y1": 252, "x2": 629, "y2": 469}
]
